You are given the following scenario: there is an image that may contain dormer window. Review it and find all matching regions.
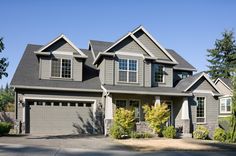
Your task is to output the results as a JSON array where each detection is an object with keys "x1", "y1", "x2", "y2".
[
  {"x1": 154, "y1": 64, "x2": 164, "y2": 83},
  {"x1": 51, "y1": 58, "x2": 72, "y2": 78},
  {"x1": 118, "y1": 59, "x2": 137, "y2": 83}
]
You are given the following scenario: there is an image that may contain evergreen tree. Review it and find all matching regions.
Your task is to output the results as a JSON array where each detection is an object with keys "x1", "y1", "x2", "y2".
[
  {"x1": 207, "y1": 30, "x2": 236, "y2": 79},
  {"x1": 5, "y1": 83, "x2": 9, "y2": 93},
  {"x1": 230, "y1": 73, "x2": 236, "y2": 142},
  {"x1": 0, "y1": 37, "x2": 8, "y2": 79}
]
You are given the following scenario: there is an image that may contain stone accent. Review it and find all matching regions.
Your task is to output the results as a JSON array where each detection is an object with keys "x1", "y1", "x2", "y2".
[
  {"x1": 182, "y1": 119, "x2": 190, "y2": 133},
  {"x1": 136, "y1": 121, "x2": 152, "y2": 133},
  {"x1": 104, "y1": 119, "x2": 113, "y2": 136}
]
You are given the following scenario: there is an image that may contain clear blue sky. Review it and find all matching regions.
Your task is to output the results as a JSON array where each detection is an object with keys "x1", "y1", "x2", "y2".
[{"x1": 1, "y1": 0, "x2": 235, "y2": 87}]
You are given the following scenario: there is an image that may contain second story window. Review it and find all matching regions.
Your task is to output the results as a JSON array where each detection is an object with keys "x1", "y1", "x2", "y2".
[
  {"x1": 118, "y1": 59, "x2": 137, "y2": 83},
  {"x1": 220, "y1": 97, "x2": 232, "y2": 113},
  {"x1": 51, "y1": 58, "x2": 71, "y2": 78},
  {"x1": 154, "y1": 64, "x2": 164, "y2": 83}
]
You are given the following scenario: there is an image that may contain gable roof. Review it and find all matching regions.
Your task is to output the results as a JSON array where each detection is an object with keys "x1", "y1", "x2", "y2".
[
  {"x1": 175, "y1": 72, "x2": 221, "y2": 94},
  {"x1": 35, "y1": 34, "x2": 87, "y2": 58},
  {"x1": 215, "y1": 77, "x2": 233, "y2": 91},
  {"x1": 11, "y1": 44, "x2": 102, "y2": 92},
  {"x1": 104, "y1": 32, "x2": 156, "y2": 57},
  {"x1": 167, "y1": 49, "x2": 197, "y2": 71},
  {"x1": 90, "y1": 40, "x2": 195, "y2": 70}
]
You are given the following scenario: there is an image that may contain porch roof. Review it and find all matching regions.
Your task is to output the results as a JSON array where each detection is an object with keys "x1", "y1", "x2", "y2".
[{"x1": 103, "y1": 85, "x2": 192, "y2": 96}]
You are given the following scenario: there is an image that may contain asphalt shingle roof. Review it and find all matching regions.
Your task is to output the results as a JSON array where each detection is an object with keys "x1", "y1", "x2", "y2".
[
  {"x1": 175, "y1": 72, "x2": 204, "y2": 91},
  {"x1": 219, "y1": 78, "x2": 233, "y2": 90},
  {"x1": 103, "y1": 84, "x2": 190, "y2": 96},
  {"x1": 10, "y1": 44, "x2": 102, "y2": 91},
  {"x1": 90, "y1": 40, "x2": 113, "y2": 57}
]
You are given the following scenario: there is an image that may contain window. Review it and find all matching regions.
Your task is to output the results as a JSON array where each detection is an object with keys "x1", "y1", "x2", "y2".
[
  {"x1": 196, "y1": 97, "x2": 205, "y2": 123},
  {"x1": 178, "y1": 72, "x2": 189, "y2": 79},
  {"x1": 51, "y1": 58, "x2": 71, "y2": 78},
  {"x1": 154, "y1": 64, "x2": 164, "y2": 83},
  {"x1": 116, "y1": 100, "x2": 127, "y2": 108},
  {"x1": 220, "y1": 98, "x2": 232, "y2": 113},
  {"x1": 118, "y1": 59, "x2": 137, "y2": 82}
]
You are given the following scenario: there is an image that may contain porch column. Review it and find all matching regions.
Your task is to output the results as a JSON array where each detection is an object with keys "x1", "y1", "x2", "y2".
[
  {"x1": 154, "y1": 96, "x2": 160, "y2": 106},
  {"x1": 182, "y1": 97, "x2": 190, "y2": 134},
  {"x1": 104, "y1": 94, "x2": 113, "y2": 136}
]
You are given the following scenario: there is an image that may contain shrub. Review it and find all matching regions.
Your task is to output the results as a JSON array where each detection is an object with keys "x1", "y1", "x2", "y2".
[
  {"x1": 109, "y1": 108, "x2": 135, "y2": 139},
  {"x1": 143, "y1": 103, "x2": 170, "y2": 135},
  {"x1": 110, "y1": 123, "x2": 127, "y2": 139},
  {"x1": 162, "y1": 126, "x2": 176, "y2": 138},
  {"x1": 0, "y1": 122, "x2": 12, "y2": 135},
  {"x1": 218, "y1": 117, "x2": 231, "y2": 132},
  {"x1": 193, "y1": 125, "x2": 209, "y2": 140},
  {"x1": 130, "y1": 131, "x2": 153, "y2": 139},
  {"x1": 213, "y1": 127, "x2": 226, "y2": 142}
]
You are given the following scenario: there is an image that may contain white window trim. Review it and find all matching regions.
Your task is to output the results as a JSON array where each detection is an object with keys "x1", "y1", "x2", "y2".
[
  {"x1": 154, "y1": 64, "x2": 165, "y2": 83},
  {"x1": 50, "y1": 58, "x2": 72, "y2": 79},
  {"x1": 196, "y1": 96, "x2": 206, "y2": 124},
  {"x1": 220, "y1": 97, "x2": 232, "y2": 114},
  {"x1": 118, "y1": 59, "x2": 138, "y2": 83}
]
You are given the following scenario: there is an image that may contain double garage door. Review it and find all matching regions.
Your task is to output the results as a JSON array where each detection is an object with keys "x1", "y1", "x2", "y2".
[{"x1": 25, "y1": 99, "x2": 95, "y2": 135}]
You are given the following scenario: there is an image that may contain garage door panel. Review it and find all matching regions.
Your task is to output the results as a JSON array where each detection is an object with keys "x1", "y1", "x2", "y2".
[{"x1": 28, "y1": 100, "x2": 94, "y2": 135}]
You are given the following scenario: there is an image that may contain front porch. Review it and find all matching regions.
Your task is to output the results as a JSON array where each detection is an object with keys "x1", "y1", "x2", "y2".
[{"x1": 104, "y1": 93, "x2": 191, "y2": 136}]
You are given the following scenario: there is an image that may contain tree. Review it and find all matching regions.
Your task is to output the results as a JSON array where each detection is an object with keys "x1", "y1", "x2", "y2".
[
  {"x1": 207, "y1": 30, "x2": 236, "y2": 79},
  {"x1": 230, "y1": 73, "x2": 236, "y2": 142},
  {"x1": 0, "y1": 37, "x2": 8, "y2": 79},
  {"x1": 143, "y1": 103, "x2": 170, "y2": 135},
  {"x1": 0, "y1": 84, "x2": 14, "y2": 111}
]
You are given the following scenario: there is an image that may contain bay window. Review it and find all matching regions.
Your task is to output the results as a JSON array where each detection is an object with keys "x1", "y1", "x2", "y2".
[{"x1": 154, "y1": 64, "x2": 164, "y2": 83}]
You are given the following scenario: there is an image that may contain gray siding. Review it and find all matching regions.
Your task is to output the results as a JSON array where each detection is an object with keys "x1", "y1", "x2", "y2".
[
  {"x1": 114, "y1": 55, "x2": 143, "y2": 86},
  {"x1": 173, "y1": 97, "x2": 183, "y2": 128},
  {"x1": 109, "y1": 36, "x2": 148, "y2": 56},
  {"x1": 190, "y1": 93, "x2": 218, "y2": 136},
  {"x1": 98, "y1": 60, "x2": 105, "y2": 84},
  {"x1": 151, "y1": 64, "x2": 173, "y2": 87},
  {"x1": 40, "y1": 54, "x2": 83, "y2": 81},
  {"x1": 189, "y1": 77, "x2": 217, "y2": 92},
  {"x1": 133, "y1": 30, "x2": 171, "y2": 60},
  {"x1": 215, "y1": 80, "x2": 232, "y2": 95},
  {"x1": 43, "y1": 38, "x2": 78, "y2": 53},
  {"x1": 144, "y1": 61, "x2": 151, "y2": 87},
  {"x1": 104, "y1": 58, "x2": 114, "y2": 85}
]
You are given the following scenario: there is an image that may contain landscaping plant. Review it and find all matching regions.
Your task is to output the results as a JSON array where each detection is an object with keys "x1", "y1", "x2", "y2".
[
  {"x1": 0, "y1": 122, "x2": 12, "y2": 136},
  {"x1": 162, "y1": 126, "x2": 176, "y2": 138},
  {"x1": 130, "y1": 131, "x2": 153, "y2": 139},
  {"x1": 110, "y1": 108, "x2": 135, "y2": 139},
  {"x1": 193, "y1": 125, "x2": 209, "y2": 140},
  {"x1": 143, "y1": 103, "x2": 170, "y2": 136},
  {"x1": 213, "y1": 127, "x2": 226, "y2": 142}
]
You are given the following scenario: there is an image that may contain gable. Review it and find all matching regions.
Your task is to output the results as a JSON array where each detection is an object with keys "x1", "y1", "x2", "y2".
[
  {"x1": 42, "y1": 38, "x2": 78, "y2": 53},
  {"x1": 215, "y1": 80, "x2": 232, "y2": 95},
  {"x1": 188, "y1": 77, "x2": 218, "y2": 92},
  {"x1": 133, "y1": 29, "x2": 171, "y2": 61},
  {"x1": 108, "y1": 36, "x2": 149, "y2": 56}
]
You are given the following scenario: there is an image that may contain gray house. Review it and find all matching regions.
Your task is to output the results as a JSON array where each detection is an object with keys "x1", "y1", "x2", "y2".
[
  {"x1": 215, "y1": 78, "x2": 233, "y2": 117},
  {"x1": 11, "y1": 26, "x2": 222, "y2": 136}
]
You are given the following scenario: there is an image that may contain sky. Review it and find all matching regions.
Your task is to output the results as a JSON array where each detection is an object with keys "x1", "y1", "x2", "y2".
[{"x1": 1, "y1": 0, "x2": 236, "y2": 87}]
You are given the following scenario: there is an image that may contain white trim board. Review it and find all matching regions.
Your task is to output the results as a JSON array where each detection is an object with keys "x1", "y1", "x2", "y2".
[
  {"x1": 35, "y1": 34, "x2": 87, "y2": 58},
  {"x1": 184, "y1": 72, "x2": 221, "y2": 93}
]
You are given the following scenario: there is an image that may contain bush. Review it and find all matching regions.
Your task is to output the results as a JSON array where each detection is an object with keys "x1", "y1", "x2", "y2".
[
  {"x1": 109, "y1": 123, "x2": 128, "y2": 139},
  {"x1": 162, "y1": 126, "x2": 176, "y2": 138},
  {"x1": 109, "y1": 108, "x2": 135, "y2": 139},
  {"x1": 0, "y1": 122, "x2": 12, "y2": 135},
  {"x1": 213, "y1": 127, "x2": 226, "y2": 142},
  {"x1": 218, "y1": 117, "x2": 231, "y2": 132},
  {"x1": 143, "y1": 103, "x2": 170, "y2": 135},
  {"x1": 193, "y1": 125, "x2": 209, "y2": 140},
  {"x1": 130, "y1": 131, "x2": 153, "y2": 139}
]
